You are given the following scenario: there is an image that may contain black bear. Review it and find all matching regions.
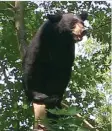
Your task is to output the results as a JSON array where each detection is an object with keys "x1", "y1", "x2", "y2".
[{"x1": 22, "y1": 12, "x2": 87, "y2": 129}]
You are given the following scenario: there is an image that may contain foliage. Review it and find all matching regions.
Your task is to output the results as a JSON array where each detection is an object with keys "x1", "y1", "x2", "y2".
[{"x1": 0, "y1": 1, "x2": 111, "y2": 131}]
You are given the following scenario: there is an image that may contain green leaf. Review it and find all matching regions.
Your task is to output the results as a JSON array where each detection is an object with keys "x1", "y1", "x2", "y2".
[{"x1": 77, "y1": 127, "x2": 89, "y2": 131}]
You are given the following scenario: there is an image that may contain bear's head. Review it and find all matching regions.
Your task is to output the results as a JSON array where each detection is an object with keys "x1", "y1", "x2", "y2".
[{"x1": 47, "y1": 12, "x2": 88, "y2": 41}]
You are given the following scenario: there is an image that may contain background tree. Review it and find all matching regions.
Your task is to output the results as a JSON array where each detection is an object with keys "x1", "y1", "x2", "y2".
[{"x1": 0, "y1": 1, "x2": 111, "y2": 131}]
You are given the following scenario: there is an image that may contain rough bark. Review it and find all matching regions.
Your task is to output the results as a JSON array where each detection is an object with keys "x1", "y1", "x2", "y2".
[{"x1": 15, "y1": 1, "x2": 27, "y2": 59}]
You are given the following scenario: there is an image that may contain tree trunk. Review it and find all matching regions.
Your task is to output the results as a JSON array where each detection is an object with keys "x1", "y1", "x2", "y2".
[{"x1": 15, "y1": 1, "x2": 27, "y2": 58}]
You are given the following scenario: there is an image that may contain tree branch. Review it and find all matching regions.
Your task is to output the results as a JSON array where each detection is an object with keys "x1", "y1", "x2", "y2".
[
  {"x1": 5, "y1": 2, "x2": 15, "y2": 9},
  {"x1": 94, "y1": 21, "x2": 110, "y2": 30},
  {"x1": 62, "y1": 102, "x2": 99, "y2": 131}
]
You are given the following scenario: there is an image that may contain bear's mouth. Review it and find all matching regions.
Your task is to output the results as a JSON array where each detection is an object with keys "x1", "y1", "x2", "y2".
[{"x1": 73, "y1": 34, "x2": 83, "y2": 41}]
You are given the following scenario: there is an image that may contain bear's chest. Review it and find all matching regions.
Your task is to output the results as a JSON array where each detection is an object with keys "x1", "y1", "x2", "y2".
[{"x1": 49, "y1": 41, "x2": 75, "y2": 67}]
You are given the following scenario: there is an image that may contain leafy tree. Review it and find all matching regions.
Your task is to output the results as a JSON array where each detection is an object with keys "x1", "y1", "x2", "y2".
[{"x1": 0, "y1": 1, "x2": 111, "y2": 131}]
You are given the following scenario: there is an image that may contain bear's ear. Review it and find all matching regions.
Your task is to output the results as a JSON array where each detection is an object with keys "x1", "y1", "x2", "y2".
[
  {"x1": 47, "y1": 13, "x2": 62, "y2": 23},
  {"x1": 79, "y1": 11, "x2": 88, "y2": 21}
]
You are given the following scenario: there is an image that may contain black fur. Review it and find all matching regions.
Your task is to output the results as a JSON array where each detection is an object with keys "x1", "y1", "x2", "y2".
[{"x1": 22, "y1": 13, "x2": 87, "y2": 109}]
